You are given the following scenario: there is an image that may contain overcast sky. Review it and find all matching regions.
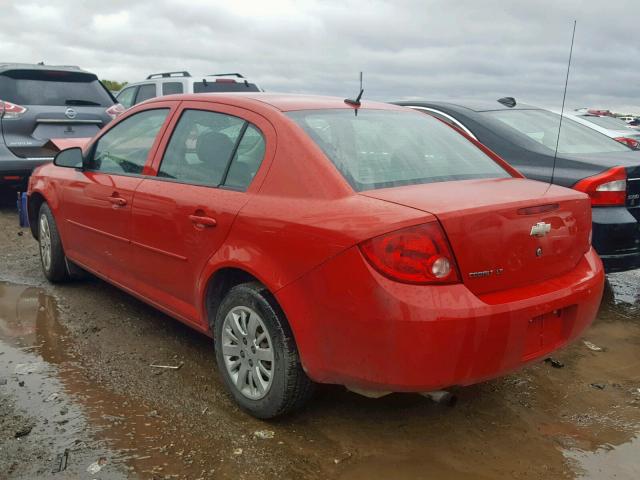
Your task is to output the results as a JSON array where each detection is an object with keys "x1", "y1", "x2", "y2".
[{"x1": 2, "y1": 0, "x2": 639, "y2": 113}]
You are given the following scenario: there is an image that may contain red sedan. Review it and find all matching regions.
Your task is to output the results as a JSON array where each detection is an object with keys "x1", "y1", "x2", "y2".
[{"x1": 27, "y1": 93, "x2": 604, "y2": 418}]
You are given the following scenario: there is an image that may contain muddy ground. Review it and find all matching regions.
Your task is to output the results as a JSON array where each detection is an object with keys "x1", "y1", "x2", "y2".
[{"x1": 0, "y1": 190, "x2": 639, "y2": 480}]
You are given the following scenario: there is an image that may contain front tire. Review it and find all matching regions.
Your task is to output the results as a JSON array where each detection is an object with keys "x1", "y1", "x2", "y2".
[
  {"x1": 38, "y1": 203, "x2": 70, "y2": 283},
  {"x1": 214, "y1": 282, "x2": 314, "y2": 419}
]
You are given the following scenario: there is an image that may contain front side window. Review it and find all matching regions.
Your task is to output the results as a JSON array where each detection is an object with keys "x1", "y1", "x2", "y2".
[
  {"x1": 89, "y1": 109, "x2": 169, "y2": 175},
  {"x1": 116, "y1": 87, "x2": 136, "y2": 108},
  {"x1": 158, "y1": 109, "x2": 265, "y2": 189},
  {"x1": 484, "y1": 110, "x2": 630, "y2": 154},
  {"x1": 288, "y1": 109, "x2": 509, "y2": 191},
  {"x1": 135, "y1": 84, "x2": 157, "y2": 104}
]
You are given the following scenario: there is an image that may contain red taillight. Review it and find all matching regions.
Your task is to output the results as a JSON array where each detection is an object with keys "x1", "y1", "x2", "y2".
[
  {"x1": 215, "y1": 78, "x2": 236, "y2": 84},
  {"x1": 614, "y1": 137, "x2": 640, "y2": 150},
  {"x1": 573, "y1": 166, "x2": 627, "y2": 206},
  {"x1": 359, "y1": 222, "x2": 460, "y2": 285},
  {"x1": 105, "y1": 103, "x2": 125, "y2": 119},
  {"x1": 1, "y1": 100, "x2": 27, "y2": 119}
]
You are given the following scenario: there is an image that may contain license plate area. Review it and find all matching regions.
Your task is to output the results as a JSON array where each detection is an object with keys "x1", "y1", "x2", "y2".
[{"x1": 522, "y1": 305, "x2": 576, "y2": 361}]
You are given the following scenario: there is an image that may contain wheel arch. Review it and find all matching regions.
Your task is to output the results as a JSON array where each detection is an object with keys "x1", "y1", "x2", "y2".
[
  {"x1": 27, "y1": 191, "x2": 47, "y2": 239},
  {"x1": 202, "y1": 265, "x2": 274, "y2": 333}
]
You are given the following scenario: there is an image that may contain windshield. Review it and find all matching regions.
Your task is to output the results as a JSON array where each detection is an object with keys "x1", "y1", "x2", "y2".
[
  {"x1": 288, "y1": 109, "x2": 510, "y2": 191},
  {"x1": 484, "y1": 109, "x2": 629, "y2": 154},
  {"x1": 0, "y1": 70, "x2": 113, "y2": 107},
  {"x1": 580, "y1": 115, "x2": 632, "y2": 130}
]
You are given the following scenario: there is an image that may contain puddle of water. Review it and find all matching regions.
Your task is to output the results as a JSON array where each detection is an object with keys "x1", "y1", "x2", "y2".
[
  {"x1": 565, "y1": 435, "x2": 640, "y2": 479},
  {"x1": 0, "y1": 282, "x2": 226, "y2": 478}
]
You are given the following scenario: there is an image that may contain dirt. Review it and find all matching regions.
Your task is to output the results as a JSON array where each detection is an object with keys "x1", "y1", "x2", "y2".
[{"x1": 1, "y1": 190, "x2": 639, "y2": 479}]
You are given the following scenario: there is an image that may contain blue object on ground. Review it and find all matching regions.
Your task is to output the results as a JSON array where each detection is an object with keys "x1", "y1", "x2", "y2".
[{"x1": 17, "y1": 192, "x2": 29, "y2": 228}]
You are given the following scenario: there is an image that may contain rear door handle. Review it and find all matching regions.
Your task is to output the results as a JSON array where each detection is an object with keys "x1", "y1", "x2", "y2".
[
  {"x1": 108, "y1": 196, "x2": 127, "y2": 207},
  {"x1": 189, "y1": 215, "x2": 217, "y2": 227}
]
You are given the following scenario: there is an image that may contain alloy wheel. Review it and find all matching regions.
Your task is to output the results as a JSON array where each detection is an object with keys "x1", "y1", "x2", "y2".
[
  {"x1": 221, "y1": 306, "x2": 274, "y2": 400},
  {"x1": 39, "y1": 214, "x2": 52, "y2": 271}
]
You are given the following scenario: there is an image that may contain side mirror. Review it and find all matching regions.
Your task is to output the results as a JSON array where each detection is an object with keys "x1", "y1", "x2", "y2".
[{"x1": 53, "y1": 147, "x2": 83, "y2": 169}]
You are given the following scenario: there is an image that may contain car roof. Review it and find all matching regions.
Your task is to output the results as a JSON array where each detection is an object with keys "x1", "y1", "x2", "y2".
[
  {"x1": 145, "y1": 92, "x2": 407, "y2": 112},
  {"x1": 396, "y1": 99, "x2": 542, "y2": 113},
  {"x1": 0, "y1": 62, "x2": 90, "y2": 74}
]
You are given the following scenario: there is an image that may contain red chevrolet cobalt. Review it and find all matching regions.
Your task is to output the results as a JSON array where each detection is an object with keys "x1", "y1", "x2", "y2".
[{"x1": 27, "y1": 94, "x2": 604, "y2": 418}]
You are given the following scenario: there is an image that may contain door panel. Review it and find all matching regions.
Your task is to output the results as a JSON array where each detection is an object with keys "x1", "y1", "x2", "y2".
[
  {"x1": 130, "y1": 181, "x2": 248, "y2": 322},
  {"x1": 130, "y1": 102, "x2": 274, "y2": 326},
  {"x1": 62, "y1": 172, "x2": 143, "y2": 280},
  {"x1": 59, "y1": 104, "x2": 176, "y2": 282}
]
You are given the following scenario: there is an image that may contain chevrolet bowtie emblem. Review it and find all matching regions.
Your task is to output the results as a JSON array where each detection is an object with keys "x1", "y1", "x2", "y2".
[{"x1": 530, "y1": 222, "x2": 551, "y2": 237}]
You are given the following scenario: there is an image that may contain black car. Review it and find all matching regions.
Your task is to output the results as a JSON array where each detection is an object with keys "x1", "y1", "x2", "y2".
[
  {"x1": 393, "y1": 99, "x2": 640, "y2": 273},
  {"x1": 0, "y1": 63, "x2": 120, "y2": 189}
]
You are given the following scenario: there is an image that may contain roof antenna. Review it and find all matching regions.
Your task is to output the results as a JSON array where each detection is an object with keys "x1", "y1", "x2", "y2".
[
  {"x1": 345, "y1": 71, "x2": 364, "y2": 109},
  {"x1": 548, "y1": 20, "x2": 577, "y2": 190}
]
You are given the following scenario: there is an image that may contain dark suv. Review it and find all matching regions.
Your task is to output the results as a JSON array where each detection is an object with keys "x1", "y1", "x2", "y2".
[{"x1": 0, "y1": 63, "x2": 121, "y2": 188}]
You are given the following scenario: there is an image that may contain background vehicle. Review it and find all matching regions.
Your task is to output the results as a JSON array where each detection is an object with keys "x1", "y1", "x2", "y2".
[
  {"x1": 115, "y1": 71, "x2": 262, "y2": 109},
  {"x1": 0, "y1": 63, "x2": 122, "y2": 189},
  {"x1": 395, "y1": 99, "x2": 640, "y2": 272},
  {"x1": 560, "y1": 111, "x2": 640, "y2": 149},
  {"x1": 28, "y1": 94, "x2": 603, "y2": 418}
]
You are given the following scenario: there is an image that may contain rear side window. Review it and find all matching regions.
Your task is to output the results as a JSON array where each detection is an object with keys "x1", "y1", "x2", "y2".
[
  {"x1": 287, "y1": 109, "x2": 509, "y2": 191},
  {"x1": 89, "y1": 109, "x2": 169, "y2": 175},
  {"x1": 116, "y1": 86, "x2": 137, "y2": 108},
  {"x1": 193, "y1": 81, "x2": 260, "y2": 93},
  {"x1": 162, "y1": 82, "x2": 183, "y2": 95},
  {"x1": 135, "y1": 84, "x2": 156, "y2": 104},
  {"x1": 158, "y1": 109, "x2": 265, "y2": 190},
  {"x1": 0, "y1": 69, "x2": 113, "y2": 107}
]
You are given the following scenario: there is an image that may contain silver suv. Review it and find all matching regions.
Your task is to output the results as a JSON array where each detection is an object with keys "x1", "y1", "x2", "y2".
[{"x1": 115, "y1": 71, "x2": 262, "y2": 109}]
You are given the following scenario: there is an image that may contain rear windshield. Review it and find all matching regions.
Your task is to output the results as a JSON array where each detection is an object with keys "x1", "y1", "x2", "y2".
[
  {"x1": 484, "y1": 110, "x2": 629, "y2": 154},
  {"x1": 287, "y1": 109, "x2": 510, "y2": 191},
  {"x1": 0, "y1": 69, "x2": 113, "y2": 107},
  {"x1": 193, "y1": 81, "x2": 260, "y2": 93},
  {"x1": 581, "y1": 115, "x2": 632, "y2": 130}
]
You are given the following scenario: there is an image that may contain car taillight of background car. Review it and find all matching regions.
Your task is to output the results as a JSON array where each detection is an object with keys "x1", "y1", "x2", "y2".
[
  {"x1": 573, "y1": 166, "x2": 627, "y2": 206},
  {"x1": 105, "y1": 103, "x2": 125, "y2": 119},
  {"x1": 614, "y1": 136, "x2": 640, "y2": 150},
  {"x1": 0, "y1": 100, "x2": 28, "y2": 119}
]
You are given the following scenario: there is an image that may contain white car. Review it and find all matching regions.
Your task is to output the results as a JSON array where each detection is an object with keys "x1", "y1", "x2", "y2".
[
  {"x1": 115, "y1": 71, "x2": 262, "y2": 109},
  {"x1": 557, "y1": 111, "x2": 640, "y2": 149}
]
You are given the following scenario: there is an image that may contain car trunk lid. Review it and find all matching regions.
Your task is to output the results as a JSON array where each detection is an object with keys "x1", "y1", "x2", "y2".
[{"x1": 361, "y1": 178, "x2": 592, "y2": 296}]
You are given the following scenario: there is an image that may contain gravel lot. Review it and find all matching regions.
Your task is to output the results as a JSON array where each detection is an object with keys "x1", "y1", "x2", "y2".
[{"x1": 0, "y1": 190, "x2": 639, "y2": 479}]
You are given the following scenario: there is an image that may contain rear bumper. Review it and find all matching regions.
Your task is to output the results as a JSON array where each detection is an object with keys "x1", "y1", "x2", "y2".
[
  {"x1": 277, "y1": 247, "x2": 604, "y2": 392},
  {"x1": 592, "y1": 206, "x2": 640, "y2": 273},
  {"x1": 0, "y1": 143, "x2": 52, "y2": 183}
]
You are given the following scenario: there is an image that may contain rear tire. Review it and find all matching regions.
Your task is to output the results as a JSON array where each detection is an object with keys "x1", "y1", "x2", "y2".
[
  {"x1": 214, "y1": 282, "x2": 314, "y2": 419},
  {"x1": 38, "y1": 203, "x2": 69, "y2": 283}
]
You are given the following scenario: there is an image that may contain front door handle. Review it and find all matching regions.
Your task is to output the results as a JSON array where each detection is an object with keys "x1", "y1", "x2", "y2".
[
  {"x1": 189, "y1": 214, "x2": 217, "y2": 227},
  {"x1": 108, "y1": 196, "x2": 127, "y2": 207}
]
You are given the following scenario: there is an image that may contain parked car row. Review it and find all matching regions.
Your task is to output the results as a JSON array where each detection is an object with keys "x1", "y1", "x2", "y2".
[{"x1": 2, "y1": 61, "x2": 637, "y2": 418}]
